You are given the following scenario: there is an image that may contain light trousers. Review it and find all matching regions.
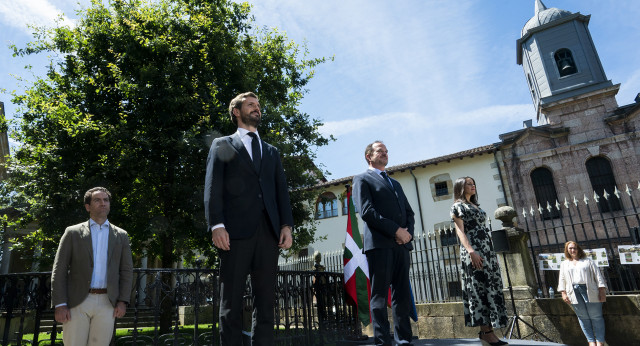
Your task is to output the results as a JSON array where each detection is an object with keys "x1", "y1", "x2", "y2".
[
  {"x1": 572, "y1": 284, "x2": 605, "y2": 343},
  {"x1": 63, "y1": 293, "x2": 115, "y2": 346}
]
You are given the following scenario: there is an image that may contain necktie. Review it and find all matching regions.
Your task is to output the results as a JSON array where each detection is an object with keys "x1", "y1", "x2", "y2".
[
  {"x1": 380, "y1": 171, "x2": 394, "y2": 190},
  {"x1": 248, "y1": 132, "x2": 261, "y2": 171}
]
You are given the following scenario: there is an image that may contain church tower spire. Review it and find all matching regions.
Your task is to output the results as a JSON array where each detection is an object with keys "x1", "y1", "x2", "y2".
[{"x1": 517, "y1": 0, "x2": 615, "y2": 124}]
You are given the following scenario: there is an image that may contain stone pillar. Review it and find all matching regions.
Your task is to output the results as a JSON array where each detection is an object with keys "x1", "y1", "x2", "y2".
[{"x1": 494, "y1": 206, "x2": 537, "y2": 299}]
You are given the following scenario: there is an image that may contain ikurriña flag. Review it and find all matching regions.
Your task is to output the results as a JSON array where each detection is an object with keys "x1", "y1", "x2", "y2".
[{"x1": 343, "y1": 186, "x2": 371, "y2": 326}]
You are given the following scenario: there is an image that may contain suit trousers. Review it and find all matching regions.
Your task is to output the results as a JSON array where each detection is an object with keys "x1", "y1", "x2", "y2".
[
  {"x1": 218, "y1": 212, "x2": 279, "y2": 346},
  {"x1": 366, "y1": 246, "x2": 413, "y2": 345},
  {"x1": 63, "y1": 293, "x2": 114, "y2": 346}
]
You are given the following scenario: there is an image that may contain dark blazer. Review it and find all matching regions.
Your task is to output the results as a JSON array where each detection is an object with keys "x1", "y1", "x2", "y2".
[
  {"x1": 204, "y1": 132, "x2": 294, "y2": 239},
  {"x1": 353, "y1": 169, "x2": 415, "y2": 252},
  {"x1": 51, "y1": 221, "x2": 133, "y2": 308}
]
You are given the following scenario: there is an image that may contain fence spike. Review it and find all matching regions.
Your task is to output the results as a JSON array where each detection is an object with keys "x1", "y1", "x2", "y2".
[
  {"x1": 593, "y1": 190, "x2": 600, "y2": 203},
  {"x1": 529, "y1": 206, "x2": 535, "y2": 216},
  {"x1": 638, "y1": 181, "x2": 640, "y2": 190},
  {"x1": 603, "y1": 189, "x2": 610, "y2": 200},
  {"x1": 573, "y1": 196, "x2": 579, "y2": 206},
  {"x1": 555, "y1": 200, "x2": 561, "y2": 210},
  {"x1": 584, "y1": 194, "x2": 589, "y2": 205},
  {"x1": 546, "y1": 201, "x2": 552, "y2": 213},
  {"x1": 626, "y1": 184, "x2": 632, "y2": 196},
  {"x1": 537, "y1": 203, "x2": 544, "y2": 215},
  {"x1": 522, "y1": 208, "x2": 527, "y2": 218},
  {"x1": 614, "y1": 186, "x2": 620, "y2": 199},
  {"x1": 563, "y1": 197, "x2": 569, "y2": 209}
]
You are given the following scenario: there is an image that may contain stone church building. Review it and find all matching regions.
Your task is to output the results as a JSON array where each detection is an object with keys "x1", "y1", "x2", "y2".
[
  {"x1": 301, "y1": 0, "x2": 640, "y2": 279},
  {"x1": 500, "y1": 0, "x2": 640, "y2": 225}
]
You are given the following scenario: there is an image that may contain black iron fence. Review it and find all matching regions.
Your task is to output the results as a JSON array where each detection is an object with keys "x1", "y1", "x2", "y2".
[
  {"x1": 0, "y1": 268, "x2": 357, "y2": 345},
  {"x1": 520, "y1": 184, "x2": 640, "y2": 297},
  {"x1": 279, "y1": 227, "x2": 469, "y2": 305},
  {"x1": 281, "y1": 185, "x2": 640, "y2": 304}
]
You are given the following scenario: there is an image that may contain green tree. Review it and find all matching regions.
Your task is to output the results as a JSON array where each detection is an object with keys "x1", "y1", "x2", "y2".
[{"x1": 1, "y1": 0, "x2": 330, "y2": 272}]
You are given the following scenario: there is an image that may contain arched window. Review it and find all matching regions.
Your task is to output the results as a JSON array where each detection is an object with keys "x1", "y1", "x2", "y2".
[
  {"x1": 316, "y1": 192, "x2": 338, "y2": 219},
  {"x1": 531, "y1": 167, "x2": 560, "y2": 219},
  {"x1": 554, "y1": 48, "x2": 577, "y2": 77},
  {"x1": 342, "y1": 195, "x2": 358, "y2": 215},
  {"x1": 586, "y1": 157, "x2": 622, "y2": 212}
]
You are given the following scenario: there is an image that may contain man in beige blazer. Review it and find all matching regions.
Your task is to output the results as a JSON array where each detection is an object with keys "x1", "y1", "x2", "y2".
[{"x1": 51, "y1": 187, "x2": 133, "y2": 345}]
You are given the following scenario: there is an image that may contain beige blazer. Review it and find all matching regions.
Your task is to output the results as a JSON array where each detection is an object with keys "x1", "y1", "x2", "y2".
[
  {"x1": 557, "y1": 258, "x2": 606, "y2": 304},
  {"x1": 51, "y1": 221, "x2": 133, "y2": 308}
]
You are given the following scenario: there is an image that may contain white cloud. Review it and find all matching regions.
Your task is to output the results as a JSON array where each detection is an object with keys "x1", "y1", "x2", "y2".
[
  {"x1": 248, "y1": 1, "x2": 502, "y2": 118},
  {"x1": 320, "y1": 103, "x2": 533, "y2": 138},
  {"x1": 0, "y1": 0, "x2": 74, "y2": 34}
]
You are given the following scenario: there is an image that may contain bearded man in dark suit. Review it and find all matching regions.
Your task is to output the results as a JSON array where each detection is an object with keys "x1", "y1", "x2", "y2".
[
  {"x1": 204, "y1": 92, "x2": 294, "y2": 345},
  {"x1": 353, "y1": 141, "x2": 415, "y2": 345},
  {"x1": 51, "y1": 187, "x2": 133, "y2": 346}
]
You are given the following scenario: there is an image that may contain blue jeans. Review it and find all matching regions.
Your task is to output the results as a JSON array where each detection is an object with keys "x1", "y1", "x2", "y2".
[{"x1": 572, "y1": 284, "x2": 605, "y2": 342}]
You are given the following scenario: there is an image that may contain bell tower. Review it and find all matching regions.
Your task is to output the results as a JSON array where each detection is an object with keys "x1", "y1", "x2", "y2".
[{"x1": 517, "y1": 0, "x2": 614, "y2": 124}]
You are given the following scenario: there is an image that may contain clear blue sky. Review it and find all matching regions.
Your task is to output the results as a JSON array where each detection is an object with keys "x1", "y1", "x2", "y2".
[{"x1": 2, "y1": 0, "x2": 639, "y2": 179}]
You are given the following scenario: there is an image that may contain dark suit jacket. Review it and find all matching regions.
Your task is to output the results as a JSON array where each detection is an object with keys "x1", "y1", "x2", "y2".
[
  {"x1": 353, "y1": 169, "x2": 415, "y2": 252},
  {"x1": 204, "y1": 132, "x2": 294, "y2": 239},
  {"x1": 51, "y1": 221, "x2": 133, "y2": 308}
]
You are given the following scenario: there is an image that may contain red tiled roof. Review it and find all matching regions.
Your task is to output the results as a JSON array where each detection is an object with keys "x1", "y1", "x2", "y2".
[{"x1": 310, "y1": 144, "x2": 498, "y2": 189}]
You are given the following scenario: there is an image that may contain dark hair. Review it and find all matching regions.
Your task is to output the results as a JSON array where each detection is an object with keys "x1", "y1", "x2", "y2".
[
  {"x1": 228, "y1": 92, "x2": 259, "y2": 125},
  {"x1": 453, "y1": 176, "x2": 478, "y2": 206},
  {"x1": 84, "y1": 187, "x2": 112, "y2": 205},
  {"x1": 564, "y1": 241, "x2": 586, "y2": 260},
  {"x1": 364, "y1": 140, "x2": 384, "y2": 164}
]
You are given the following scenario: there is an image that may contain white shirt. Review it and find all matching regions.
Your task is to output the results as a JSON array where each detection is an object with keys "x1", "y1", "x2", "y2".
[
  {"x1": 568, "y1": 258, "x2": 591, "y2": 284},
  {"x1": 89, "y1": 218, "x2": 110, "y2": 289},
  {"x1": 369, "y1": 167, "x2": 393, "y2": 189},
  {"x1": 369, "y1": 167, "x2": 386, "y2": 179},
  {"x1": 237, "y1": 128, "x2": 262, "y2": 160}
]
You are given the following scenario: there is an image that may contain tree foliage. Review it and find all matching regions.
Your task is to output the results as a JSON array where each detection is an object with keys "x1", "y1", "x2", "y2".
[{"x1": 1, "y1": 0, "x2": 331, "y2": 270}]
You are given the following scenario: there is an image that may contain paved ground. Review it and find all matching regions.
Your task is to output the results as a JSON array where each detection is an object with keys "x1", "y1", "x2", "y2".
[
  {"x1": 340, "y1": 337, "x2": 568, "y2": 346},
  {"x1": 407, "y1": 339, "x2": 568, "y2": 345}
]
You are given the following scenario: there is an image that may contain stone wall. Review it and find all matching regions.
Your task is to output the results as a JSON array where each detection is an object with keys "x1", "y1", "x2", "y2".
[{"x1": 404, "y1": 294, "x2": 640, "y2": 345}]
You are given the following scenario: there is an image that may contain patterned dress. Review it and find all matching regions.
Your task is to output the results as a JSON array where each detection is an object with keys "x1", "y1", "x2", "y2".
[{"x1": 450, "y1": 201, "x2": 508, "y2": 328}]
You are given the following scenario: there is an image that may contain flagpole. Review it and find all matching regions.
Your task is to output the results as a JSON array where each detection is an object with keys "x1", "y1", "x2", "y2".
[{"x1": 343, "y1": 184, "x2": 369, "y2": 342}]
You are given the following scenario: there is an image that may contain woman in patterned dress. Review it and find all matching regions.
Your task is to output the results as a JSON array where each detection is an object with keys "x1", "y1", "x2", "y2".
[{"x1": 450, "y1": 177, "x2": 508, "y2": 346}]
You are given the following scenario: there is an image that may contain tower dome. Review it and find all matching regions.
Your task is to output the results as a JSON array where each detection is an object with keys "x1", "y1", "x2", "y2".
[
  {"x1": 516, "y1": 0, "x2": 614, "y2": 125},
  {"x1": 521, "y1": 0, "x2": 572, "y2": 37}
]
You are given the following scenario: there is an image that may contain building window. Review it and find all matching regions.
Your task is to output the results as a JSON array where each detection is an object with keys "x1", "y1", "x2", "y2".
[
  {"x1": 554, "y1": 48, "x2": 577, "y2": 77},
  {"x1": 430, "y1": 173, "x2": 453, "y2": 202},
  {"x1": 316, "y1": 192, "x2": 338, "y2": 219},
  {"x1": 586, "y1": 157, "x2": 622, "y2": 212},
  {"x1": 435, "y1": 181, "x2": 448, "y2": 197},
  {"x1": 440, "y1": 230, "x2": 458, "y2": 247},
  {"x1": 342, "y1": 196, "x2": 358, "y2": 215},
  {"x1": 530, "y1": 167, "x2": 560, "y2": 219},
  {"x1": 434, "y1": 221, "x2": 458, "y2": 247}
]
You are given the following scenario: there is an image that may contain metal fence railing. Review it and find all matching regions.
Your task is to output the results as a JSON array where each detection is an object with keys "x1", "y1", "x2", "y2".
[
  {"x1": 520, "y1": 184, "x2": 640, "y2": 297},
  {"x1": 282, "y1": 184, "x2": 640, "y2": 305},
  {"x1": 0, "y1": 267, "x2": 357, "y2": 346},
  {"x1": 279, "y1": 227, "x2": 468, "y2": 305}
]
